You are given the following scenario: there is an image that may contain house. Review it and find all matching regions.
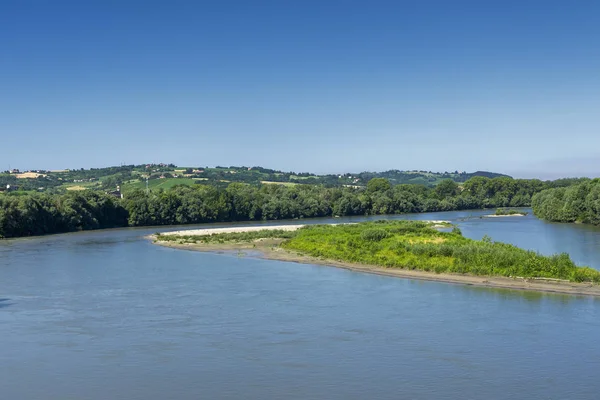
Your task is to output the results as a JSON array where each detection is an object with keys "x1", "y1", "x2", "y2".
[
  {"x1": 106, "y1": 186, "x2": 123, "y2": 199},
  {"x1": 0, "y1": 184, "x2": 18, "y2": 192}
]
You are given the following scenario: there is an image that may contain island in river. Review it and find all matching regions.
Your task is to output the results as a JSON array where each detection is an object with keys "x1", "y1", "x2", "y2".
[{"x1": 151, "y1": 220, "x2": 600, "y2": 297}]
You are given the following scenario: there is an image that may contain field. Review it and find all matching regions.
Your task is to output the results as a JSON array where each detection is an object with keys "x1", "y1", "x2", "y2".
[
  {"x1": 121, "y1": 177, "x2": 199, "y2": 192},
  {"x1": 15, "y1": 172, "x2": 47, "y2": 179},
  {"x1": 1, "y1": 163, "x2": 511, "y2": 195},
  {"x1": 260, "y1": 181, "x2": 299, "y2": 186}
]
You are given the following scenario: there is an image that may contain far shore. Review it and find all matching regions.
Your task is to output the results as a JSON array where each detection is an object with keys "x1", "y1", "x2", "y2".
[{"x1": 150, "y1": 224, "x2": 600, "y2": 298}]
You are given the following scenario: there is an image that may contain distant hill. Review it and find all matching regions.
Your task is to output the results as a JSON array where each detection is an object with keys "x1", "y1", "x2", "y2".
[
  {"x1": 351, "y1": 170, "x2": 511, "y2": 186},
  {"x1": 1, "y1": 164, "x2": 512, "y2": 194},
  {"x1": 467, "y1": 171, "x2": 511, "y2": 179}
]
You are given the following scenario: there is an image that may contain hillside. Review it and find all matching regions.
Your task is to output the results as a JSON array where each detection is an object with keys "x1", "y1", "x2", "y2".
[{"x1": 1, "y1": 164, "x2": 511, "y2": 194}]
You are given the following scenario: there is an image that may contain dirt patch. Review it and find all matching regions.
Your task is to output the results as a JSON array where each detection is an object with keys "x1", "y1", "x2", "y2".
[
  {"x1": 409, "y1": 237, "x2": 446, "y2": 244},
  {"x1": 16, "y1": 172, "x2": 46, "y2": 179}
]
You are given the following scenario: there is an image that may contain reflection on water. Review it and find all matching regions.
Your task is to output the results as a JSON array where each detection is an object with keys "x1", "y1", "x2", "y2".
[
  {"x1": 1, "y1": 210, "x2": 600, "y2": 399},
  {"x1": 461, "y1": 284, "x2": 600, "y2": 305},
  {"x1": 0, "y1": 298, "x2": 14, "y2": 308}
]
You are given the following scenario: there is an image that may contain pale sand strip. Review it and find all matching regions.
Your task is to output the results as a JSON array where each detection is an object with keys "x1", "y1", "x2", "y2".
[
  {"x1": 484, "y1": 214, "x2": 527, "y2": 218},
  {"x1": 161, "y1": 221, "x2": 450, "y2": 237},
  {"x1": 162, "y1": 225, "x2": 308, "y2": 236}
]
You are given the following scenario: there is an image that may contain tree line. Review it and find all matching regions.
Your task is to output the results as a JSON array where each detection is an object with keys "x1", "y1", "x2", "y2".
[
  {"x1": 532, "y1": 179, "x2": 600, "y2": 225},
  {"x1": 0, "y1": 191, "x2": 128, "y2": 238},
  {"x1": 0, "y1": 176, "x2": 587, "y2": 238}
]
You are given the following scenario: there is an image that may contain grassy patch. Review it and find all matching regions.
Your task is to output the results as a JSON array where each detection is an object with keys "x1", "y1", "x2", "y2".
[
  {"x1": 154, "y1": 220, "x2": 600, "y2": 284},
  {"x1": 495, "y1": 208, "x2": 528, "y2": 216},
  {"x1": 281, "y1": 221, "x2": 600, "y2": 283},
  {"x1": 260, "y1": 181, "x2": 299, "y2": 186},
  {"x1": 156, "y1": 229, "x2": 298, "y2": 244},
  {"x1": 122, "y1": 178, "x2": 197, "y2": 192}
]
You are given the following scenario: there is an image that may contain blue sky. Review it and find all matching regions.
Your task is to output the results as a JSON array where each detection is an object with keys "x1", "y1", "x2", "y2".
[{"x1": 2, "y1": 0, "x2": 600, "y2": 178}]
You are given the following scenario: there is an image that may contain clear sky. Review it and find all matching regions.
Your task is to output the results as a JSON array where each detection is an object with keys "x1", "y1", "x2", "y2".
[{"x1": 2, "y1": 0, "x2": 599, "y2": 178}]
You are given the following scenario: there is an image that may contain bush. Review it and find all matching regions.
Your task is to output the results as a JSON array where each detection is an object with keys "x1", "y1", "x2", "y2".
[
  {"x1": 360, "y1": 228, "x2": 390, "y2": 242},
  {"x1": 281, "y1": 220, "x2": 600, "y2": 283}
]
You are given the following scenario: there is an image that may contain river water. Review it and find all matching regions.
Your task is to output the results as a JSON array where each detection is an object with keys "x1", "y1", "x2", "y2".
[{"x1": 1, "y1": 210, "x2": 600, "y2": 399}]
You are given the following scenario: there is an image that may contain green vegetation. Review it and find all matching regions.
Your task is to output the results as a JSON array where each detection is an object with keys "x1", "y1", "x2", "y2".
[
  {"x1": 3, "y1": 163, "x2": 590, "y2": 195},
  {"x1": 122, "y1": 177, "x2": 199, "y2": 192},
  {"x1": 154, "y1": 221, "x2": 600, "y2": 284},
  {"x1": 1, "y1": 160, "x2": 595, "y2": 240},
  {"x1": 0, "y1": 174, "x2": 586, "y2": 238},
  {"x1": 280, "y1": 221, "x2": 599, "y2": 283},
  {"x1": 532, "y1": 179, "x2": 600, "y2": 225},
  {"x1": 0, "y1": 191, "x2": 127, "y2": 238},
  {"x1": 495, "y1": 208, "x2": 528, "y2": 216},
  {"x1": 156, "y1": 229, "x2": 297, "y2": 244}
]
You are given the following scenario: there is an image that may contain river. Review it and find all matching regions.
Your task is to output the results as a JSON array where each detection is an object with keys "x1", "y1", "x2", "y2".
[{"x1": 1, "y1": 209, "x2": 600, "y2": 399}]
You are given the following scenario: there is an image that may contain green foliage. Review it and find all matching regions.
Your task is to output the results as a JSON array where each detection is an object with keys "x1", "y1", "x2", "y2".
[
  {"x1": 495, "y1": 208, "x2": 528, "y2": 216},
  {"x1": 156, "y1": 229, "x2": 298, "y2": 244},
  {"x1": 360, "y1": 228, "x2": 390, "y2": 241},
  {"x1": 367, "y1": 178, "x2": 392, "y2": 193},
  {"x1": 434, "y1": 179, "x2": 459, "y2": 199},
  {"x1": 280, "y1": 221, "x2": 600, "y2": 283},
  {"x1": 451, "y1": 226, "x2": 462, "y2": 235},
  {"x1": 0, "y1": 192, "x2": 128, "y2": 238},
  {"x1": 532, "y1": 179, "x2": 600, "y2": 225},
  {"x1": 1, "y1": 171, "x2": 589, "y2": 239}
]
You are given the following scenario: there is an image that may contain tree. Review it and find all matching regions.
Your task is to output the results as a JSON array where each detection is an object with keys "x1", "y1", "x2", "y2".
[
  {"x1": 434, "y1": 179, "x2": 459, "y2": 199},
  {"x1": 367, "y1": 178, "x2": 392, "y2": 193}
]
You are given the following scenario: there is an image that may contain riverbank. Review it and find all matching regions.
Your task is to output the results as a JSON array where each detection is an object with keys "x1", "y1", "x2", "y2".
[
  {"x1": 153, "y1": 238, "x2": 600, "y2": 297},
  {"x1": 159, "y1": 221, "x2": 451, "y2": 237},
  {"x1": 151, "y1": 222, "x2": 600, "y2": 297},
  {"x1": 485, "y1": 214, "x2": 527, "y2": 218}
]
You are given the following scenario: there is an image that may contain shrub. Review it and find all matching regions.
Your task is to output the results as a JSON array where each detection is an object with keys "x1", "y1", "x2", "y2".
[{"x1": 360, "y1": 228, "x2": 390, "y2": 242}]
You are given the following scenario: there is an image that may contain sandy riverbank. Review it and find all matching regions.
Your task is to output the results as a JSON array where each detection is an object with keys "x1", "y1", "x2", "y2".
[
  {"x1": 151, "y1": 231, "x2": 600, "y2": 297},
  {"x1": 484, "y1": 214, "x2": 527, "y2": 218},
  {"x1": 160, "y1": 221, "x2": 451, "y2": 237},
  {"x1": 161, "y1": 224, "x2": 310, "y2": 236}
]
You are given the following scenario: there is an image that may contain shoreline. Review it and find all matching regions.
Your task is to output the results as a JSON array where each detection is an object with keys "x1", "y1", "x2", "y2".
[
  {"x1": 151, "y1": 235, "x2": 600, "y2": 298},
  {"x1": 484, "y1": 214, "x2": 527, "y2": 218},
  {"x1": 159, "y1": 220, "x2": 451, "y2": 237}
]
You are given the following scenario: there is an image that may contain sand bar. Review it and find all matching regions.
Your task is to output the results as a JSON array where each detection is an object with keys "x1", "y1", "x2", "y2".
[
  {"x1": 151, "y1": 224, "x2": 600, "y2": 297},
  {"x1": 484, "y1": 214, "x2": 527, "y2": 218},
  {"x1": 161, "y1": 221, "x2": 451, "y2": 237},
  {"x1": 162, "y1": 224, "x2": 309, "y2": 236}
]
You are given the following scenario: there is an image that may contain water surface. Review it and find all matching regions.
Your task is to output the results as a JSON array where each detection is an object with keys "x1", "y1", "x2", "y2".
[{"x1": 1, "y1": 210, "x2": 600, "y2": 399}]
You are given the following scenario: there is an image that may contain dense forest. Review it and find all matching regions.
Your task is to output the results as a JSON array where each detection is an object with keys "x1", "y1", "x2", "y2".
[
  {"x1": 0, "y1": 191, "x2": 128, "y2": 237},
  {"x1": 532, "y1": 179, "x2": 600, "y2": 225},
  {"x1": 0, "y1": 176, "x2": 580, "y2": 238}
]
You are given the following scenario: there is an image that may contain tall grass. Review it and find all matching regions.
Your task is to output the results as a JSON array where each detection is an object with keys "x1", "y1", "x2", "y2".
[{"x1": 281, "y1": 221, "x2": 600, "y2": 283}]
